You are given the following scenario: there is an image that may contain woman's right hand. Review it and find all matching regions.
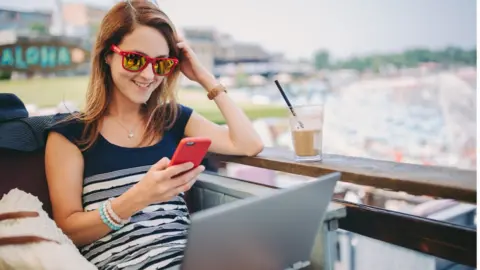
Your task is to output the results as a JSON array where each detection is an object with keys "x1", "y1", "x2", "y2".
[{"x1": 132, "y1": 157, "x2": 205, "y2": 206}]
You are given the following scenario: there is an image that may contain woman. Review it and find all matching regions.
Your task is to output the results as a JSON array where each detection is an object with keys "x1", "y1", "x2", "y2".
[{"x1": 45, "y1": 1, "x2": 263, "y2": 269}]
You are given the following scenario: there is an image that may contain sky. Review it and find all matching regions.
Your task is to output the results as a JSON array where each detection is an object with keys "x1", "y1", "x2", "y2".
[{"x1": 1, "y1": 0, "x2": 476, "y2": 60}]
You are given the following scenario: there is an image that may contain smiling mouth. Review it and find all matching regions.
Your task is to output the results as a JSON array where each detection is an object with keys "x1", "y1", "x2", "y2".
[{"x1": 133, "y1": 81, "x2": 153, "y2": 88}]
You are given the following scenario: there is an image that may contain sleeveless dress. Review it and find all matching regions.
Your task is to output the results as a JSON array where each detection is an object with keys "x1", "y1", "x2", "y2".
[{"x1": 47, "y1": 104, "x2": 193, "y2": 270}]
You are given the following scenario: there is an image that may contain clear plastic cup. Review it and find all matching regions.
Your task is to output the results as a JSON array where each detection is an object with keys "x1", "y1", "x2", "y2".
[{"x1": 289, "y1": 105, "x2": 324, "y2": 162}]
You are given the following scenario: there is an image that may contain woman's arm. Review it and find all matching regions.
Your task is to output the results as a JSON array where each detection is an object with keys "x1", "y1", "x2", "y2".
[
  {"x1": 184, "y1": 77, "x2": 264, "y2": 156},
  {"x1": 45, "y1": 132, "x2": 148, "y2": 247},
  {"x1": 178, "y1": 41, "x2": 264, "y2": 156}
]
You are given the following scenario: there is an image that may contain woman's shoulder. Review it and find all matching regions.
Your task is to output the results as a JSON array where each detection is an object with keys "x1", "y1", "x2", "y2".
[
  {"x1": 45, "y1": 113, "x2": 86, "y2": 145},
  {"x1": 175, "y1": 103, "x2": 193, "y2": 120},
  {"x1": 165, "y1": 103, "x2": 193, "y2": 134},
  {"x1": 163, "y1": 103, "x2": 193, "y2": 116}
]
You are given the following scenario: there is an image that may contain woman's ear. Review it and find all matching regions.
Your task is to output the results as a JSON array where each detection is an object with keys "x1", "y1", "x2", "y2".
[{"x1": 105, "y1": 54, "x2": 112, "y2": 65}]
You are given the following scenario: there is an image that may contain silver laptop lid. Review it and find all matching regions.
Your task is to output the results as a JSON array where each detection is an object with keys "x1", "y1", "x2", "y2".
[{"x1": 180, "y1": 172, "x2": 340, "y2": 270}]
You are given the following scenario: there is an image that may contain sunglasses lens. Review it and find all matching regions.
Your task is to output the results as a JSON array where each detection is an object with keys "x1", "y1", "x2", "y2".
[
  {"x1": 123, "y1": 53, "x2": 147, "y2": 71},
  {"x1": 154, "y1": 59, "x2": 176, "y2": 75}
]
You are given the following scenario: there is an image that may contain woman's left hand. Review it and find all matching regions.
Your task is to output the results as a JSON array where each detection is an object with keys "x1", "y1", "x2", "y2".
[{"x1": 177, "y1": 37, "x2": 216, "y2": 89}]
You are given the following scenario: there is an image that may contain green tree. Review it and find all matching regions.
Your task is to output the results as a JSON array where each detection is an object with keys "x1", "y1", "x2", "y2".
[
  {"x1": 314, "y1": 50, "x2": 330, "y2": 70},
  {"x1": 331, "y1": 46, "x2": 476, "y2": 72},
  {"x1": 0, "y1": 71, "x2": 12, "y2": 80},
  {"x1": 30, "y1": 23, "x2": 48, "y2": 34}
]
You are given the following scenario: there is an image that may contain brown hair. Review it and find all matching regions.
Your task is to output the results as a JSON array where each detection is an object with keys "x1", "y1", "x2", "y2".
[{"x1": 71, "y1": 0, "x2": 181, "y2": 150}]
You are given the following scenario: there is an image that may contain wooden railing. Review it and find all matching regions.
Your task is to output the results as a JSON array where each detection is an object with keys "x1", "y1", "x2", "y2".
[{"x1": 206, "y1": 147, "x2": 477, "y2": 267}]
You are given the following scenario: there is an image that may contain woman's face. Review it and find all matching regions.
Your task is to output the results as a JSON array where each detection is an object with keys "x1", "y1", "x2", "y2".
[{"x1": 107, "y1": 25, "x2": 171, "y2": 104}]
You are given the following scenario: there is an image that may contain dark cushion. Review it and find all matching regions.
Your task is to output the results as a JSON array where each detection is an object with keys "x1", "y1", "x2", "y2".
[
  {"x1": 0, "y1": 93, "x2": 28, "y2": 121},
  {"x1": 0, "y1": 111, "x2": 57, "y2": 218},
  {"x1": 0, "y1": 148, "x2": 52, "y2": 217},
  {"x1": 0, "y1": 115, "x2": 58, "y2": 152}
]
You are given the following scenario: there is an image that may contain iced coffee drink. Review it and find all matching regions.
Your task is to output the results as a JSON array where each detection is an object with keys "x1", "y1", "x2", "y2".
[{"x1": 289, "y1": 105, "x2": 323, "y2": 161}]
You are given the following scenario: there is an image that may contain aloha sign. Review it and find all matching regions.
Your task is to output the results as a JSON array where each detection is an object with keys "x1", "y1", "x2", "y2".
[{"x1": 0, "y1": 40, "x2": 90, "y2": 72}]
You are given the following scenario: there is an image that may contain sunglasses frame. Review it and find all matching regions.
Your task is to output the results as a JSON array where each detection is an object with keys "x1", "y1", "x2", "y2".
[{"x1": 110, "y1": 45, "x2": 179, "y2": 76}]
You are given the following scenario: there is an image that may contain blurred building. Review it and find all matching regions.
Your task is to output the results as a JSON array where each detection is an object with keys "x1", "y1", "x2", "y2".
[
  {"x1": 182, "y1": 28, "x2": 271, "y2": 70},
  {"x1": 0, "y1": 3, "x2": 313, "y2": 81},
  {"x1": 181, "y1": 27, "x2": 313, "y2": 80},
  {"x1": 214, "y1": 33, "x2": 270, "y2": 65},
  {"x1": 0, "y1": 6, "x2": 52, "y2": 35},
  {"x1": 62, "y1": 3, "x2": 107, "y2": 39},
  {"x1": 181, "y1": 28, "x2": 216, "y2": 75}
]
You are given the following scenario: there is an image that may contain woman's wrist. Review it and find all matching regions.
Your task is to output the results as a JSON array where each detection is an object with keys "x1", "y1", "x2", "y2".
[
  {"x1": 198, "y1": 74, "x2": 217, "y2": 91},
  {"x1": 109, "y1": 186, "x2": 149, "y2": 220}
]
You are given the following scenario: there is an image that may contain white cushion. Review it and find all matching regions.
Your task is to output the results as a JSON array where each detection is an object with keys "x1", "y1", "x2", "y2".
[{"x1": 0, "y1": 188, "x2": 98, "y2": 270}]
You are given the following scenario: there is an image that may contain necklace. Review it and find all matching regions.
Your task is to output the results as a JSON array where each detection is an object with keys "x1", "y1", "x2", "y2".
[{"x1": 112, "y1": 117, "x2": 141, "y2": 139}]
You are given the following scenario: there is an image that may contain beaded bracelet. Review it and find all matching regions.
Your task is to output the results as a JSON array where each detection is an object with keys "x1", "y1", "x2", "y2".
[
  {"x1": 99, "y1": 202, "x2": 122, "y2": 231},
  {"x1": 106, "y1": 198, "x2": 131, "y2": 225}
]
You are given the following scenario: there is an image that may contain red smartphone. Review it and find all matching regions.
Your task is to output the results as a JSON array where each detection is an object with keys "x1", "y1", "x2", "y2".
[{"x1": 169, "y1": 137, "x2": 212, "y2": 169}]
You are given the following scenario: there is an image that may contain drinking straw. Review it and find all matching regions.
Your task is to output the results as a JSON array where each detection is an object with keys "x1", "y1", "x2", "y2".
[{"x1": 274, "y1": 80, "x2": 304, "y2": 129}]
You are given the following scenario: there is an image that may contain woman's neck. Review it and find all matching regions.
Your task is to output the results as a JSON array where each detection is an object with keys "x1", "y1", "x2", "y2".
[{"x1": 108, "y1": 91, "x2": 143, "y2": 123}]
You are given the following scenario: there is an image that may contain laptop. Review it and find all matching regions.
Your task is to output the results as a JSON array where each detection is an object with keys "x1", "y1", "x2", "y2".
[{"x1": 169, "y1": 172, "x2": 340, "y2": 270}]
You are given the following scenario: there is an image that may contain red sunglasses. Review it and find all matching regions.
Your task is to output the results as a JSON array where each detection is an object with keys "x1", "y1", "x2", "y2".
[{"x1": 110, "y1": 45, "x2": 179, "y2": 76}]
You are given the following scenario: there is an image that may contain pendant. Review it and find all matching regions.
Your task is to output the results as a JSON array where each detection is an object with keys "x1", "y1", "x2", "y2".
[{"x1": 128, "y1": 132, "x2": 134, "y2": 139}]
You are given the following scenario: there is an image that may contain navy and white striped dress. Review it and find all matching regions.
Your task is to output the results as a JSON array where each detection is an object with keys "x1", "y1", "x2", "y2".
[{"x1": 48, "y1": 105, "x2": 193, "y2": 270}]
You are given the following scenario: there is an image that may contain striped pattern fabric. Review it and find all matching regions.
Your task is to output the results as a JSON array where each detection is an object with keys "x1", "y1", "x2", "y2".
[
  {"x1": 80, "y1": 166, "x2": 189, "y2": 270},
  {"x1": 46, "y1": 104, "x2": 195, "y2": 270}
]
